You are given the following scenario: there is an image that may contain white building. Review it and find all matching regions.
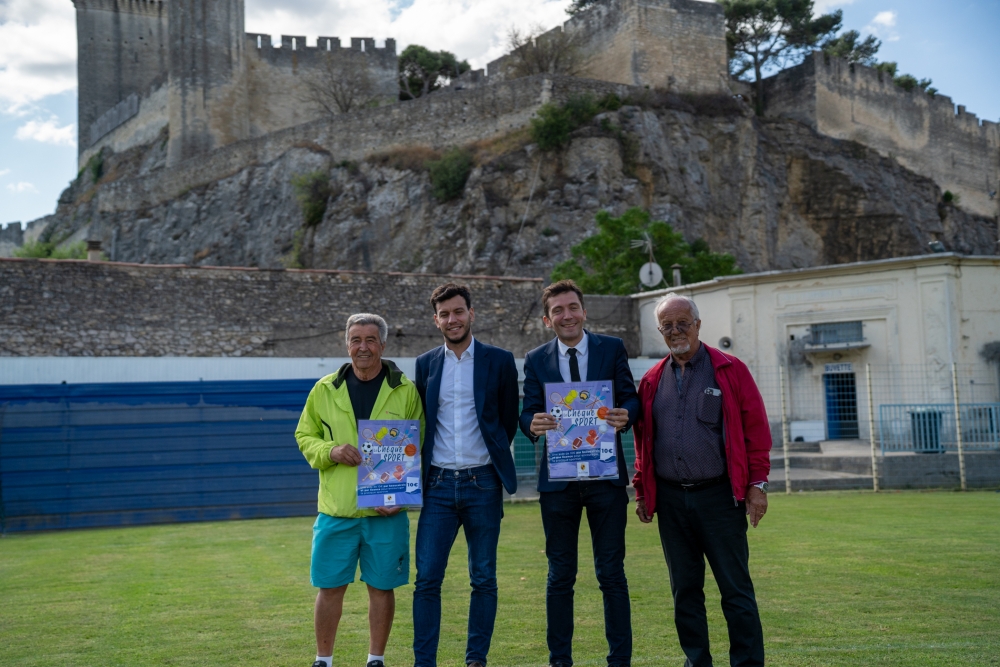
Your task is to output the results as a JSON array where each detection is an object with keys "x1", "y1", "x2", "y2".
[{"x1": 633, "y1": 254, "x2": 1000, "y2": 448}]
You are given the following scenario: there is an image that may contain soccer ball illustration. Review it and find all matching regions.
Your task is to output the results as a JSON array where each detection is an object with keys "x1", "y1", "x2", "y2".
[
  {"x1": 361, "y1": 441, "x2": 375, "y2": 455},
  {"x1": 550, "y1": 406, "x2": 564, "y2": 419}
]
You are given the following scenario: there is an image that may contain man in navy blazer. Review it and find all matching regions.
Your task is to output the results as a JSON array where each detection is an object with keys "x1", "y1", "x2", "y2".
[
  {"x1": 519, "y1": 280, "x2": 639, "y2": 667},
  {"x1": 412, "y1": 283, "x2": 520, "y2": 667}
]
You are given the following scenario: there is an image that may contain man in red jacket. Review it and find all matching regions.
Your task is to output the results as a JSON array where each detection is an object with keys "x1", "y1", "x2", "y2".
[{"x1": 633, "y1": 294, "x2": 770, "y2": 667}]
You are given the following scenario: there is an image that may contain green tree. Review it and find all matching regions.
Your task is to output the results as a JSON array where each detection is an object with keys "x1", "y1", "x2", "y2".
[
  {"x1": 873, "y1": 62, "x2": 937, "y2": 95},
  {"x1": 821, "y1": 29, "x2": 880, "y2": 65},
  {"x1": 14, "y1": 241, "x2": 88, "y2": 260},
  {"x1": 550, "y1": 208, "x2": 741, "y2": 295},
  {"x1": 398, "y1": 45, "x2": 471, "y2": 100},
  {"x1": 427, "y1": 148, "x2": 473, "y2": 202},
  {"x1": 720, "y1": 0, "x2": 842, "y2": 113}
]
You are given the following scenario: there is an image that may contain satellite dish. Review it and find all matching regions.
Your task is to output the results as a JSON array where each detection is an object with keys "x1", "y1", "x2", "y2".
[{"x1": 639, "y1": 262, "x2": 663, "y2": 288}]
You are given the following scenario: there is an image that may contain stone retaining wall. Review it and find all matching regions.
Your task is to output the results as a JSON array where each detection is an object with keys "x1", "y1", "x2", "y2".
[{"x1": 0, "y1": 258, "x2": 639, "y2": 358}]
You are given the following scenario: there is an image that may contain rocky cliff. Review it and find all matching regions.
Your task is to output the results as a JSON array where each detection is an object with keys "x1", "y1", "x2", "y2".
[{"x1": 34, "y1": 94, "x2": 997, "y2": 277}]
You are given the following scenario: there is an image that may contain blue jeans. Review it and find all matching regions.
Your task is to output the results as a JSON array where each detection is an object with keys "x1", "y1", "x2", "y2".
[
  {"x1": 655, "y1": 477, "x2": 764, "y2": 667},
  {"x1": 540, "y1": 480, "x2": 632, "y2": 666},
  {"x1": 413, "y1": 465, "x2": 504, "y2": 667}
]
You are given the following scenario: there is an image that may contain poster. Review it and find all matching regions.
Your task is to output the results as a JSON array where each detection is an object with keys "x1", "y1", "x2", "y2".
[
  {"x1": 356, "y1": 420, "x2": 422, "y2": 508},
  {"x1": 544, "y1": 381, "x2": 619, "y2": 481}
]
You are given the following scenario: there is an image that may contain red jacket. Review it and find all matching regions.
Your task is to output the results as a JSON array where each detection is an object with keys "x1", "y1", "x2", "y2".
[{"x1": 632, "y1": 344, "x2": 772, "y2": 513}]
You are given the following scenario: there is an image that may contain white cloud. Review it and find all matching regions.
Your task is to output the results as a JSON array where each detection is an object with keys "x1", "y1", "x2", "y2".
[
  {"x1": 6, "y1": 181, "x2": 39, "y2": 194},
  {"x1": 15, "y1": 118, "x2": 77, "y2": 146},
  {"x1": 0, "y1": 0, "x2": 77, "y2": 113},
  {"x1": 866, "y1": 10, "x2": 900, "y2": 41},
  {"x1": 813, "y1": 0, "x2": 856, "y2": 13},
  {"x1": 0, "y1": 168, "x2": 10, "y2": 177},
  {"x1": 0, "y1": 0, "x2": 575, "y2": 115},
  {"x1": 245, "y1": 0, "x2": 574, "y2": 69}
]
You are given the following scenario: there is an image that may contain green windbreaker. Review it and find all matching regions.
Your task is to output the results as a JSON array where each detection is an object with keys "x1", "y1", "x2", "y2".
[{"x1": 295, "y1": 360, "x2": 425, "y2": 518}]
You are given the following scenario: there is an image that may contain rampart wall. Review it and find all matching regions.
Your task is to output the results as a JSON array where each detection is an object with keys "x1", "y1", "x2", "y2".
[
  {"x1": 80, "y1": 30, "x2": 399, "y2": 168},
  {"x1": 79, "y1": 83, "x2": 169, "y2": 167},
  {"x1": 94, "y1": 75, "x2": 634, "y2": 213},
  {"x1": 484, "y1": 0, "x2": 727, "y2": 94},
  {"x1": 764, "y1": 52, "x2": 1000, "y2": 218},
  {"x1": 74, "y1": 0, "x2": 168, "y2": 155},
  {"x1": 0, "y1": 259, "x2": 639, "y2": 358},
  {"x1": 244, "y1": 35, "x2": 398, "y2": 138}
]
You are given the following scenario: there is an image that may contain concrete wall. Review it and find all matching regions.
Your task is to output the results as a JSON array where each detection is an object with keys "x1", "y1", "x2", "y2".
[
  {"x1": 764, "y1": 53, "x2": 1000, "y2": 218},
  {"x1": 0, "y1": 258, "x2": 639, "y2": 358},
  {"x1": 74, "y1": 0, "x2": 169, "y2": 157},
  {"x1": 244, "y1": 35, "x2": 397, "y2": 138}
]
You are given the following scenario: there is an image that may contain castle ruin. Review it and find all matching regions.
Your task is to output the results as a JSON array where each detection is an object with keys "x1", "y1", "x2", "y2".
[
  {"x1": 75, "y1": 0, "x2": 398, "y2": 169},
  {"x1": 8, "y1": 0, "x2": 994, "y2": 268}
]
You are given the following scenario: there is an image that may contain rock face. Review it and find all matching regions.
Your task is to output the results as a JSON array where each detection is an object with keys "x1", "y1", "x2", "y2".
[{"x1": 37, "y1": 99, "x2": 998, "y2": 277}]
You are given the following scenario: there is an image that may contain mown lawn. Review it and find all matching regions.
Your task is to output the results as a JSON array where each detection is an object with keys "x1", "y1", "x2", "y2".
[{"x1": 1, "y1": 490, "x2": 998, "y2": 666}]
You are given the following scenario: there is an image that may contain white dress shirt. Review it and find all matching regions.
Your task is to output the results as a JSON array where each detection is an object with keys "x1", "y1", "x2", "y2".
[
  {"x1": 556, "y1": 333, "x2": 589, "y2": 383},
  {"x1": 431, "y1": 336, "x2": 491, "y2": 469}
]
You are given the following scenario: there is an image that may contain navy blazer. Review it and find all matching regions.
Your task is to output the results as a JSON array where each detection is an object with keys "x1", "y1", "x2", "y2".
[
  {"x1": 519, "y1": 331, "x2": 640, "y2": 493},
  {"x1": 415, "y1": 338, "x2": 520, "y2": 494}
]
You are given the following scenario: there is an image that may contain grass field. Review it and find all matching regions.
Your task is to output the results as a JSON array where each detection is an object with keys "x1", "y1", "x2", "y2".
[{"x1": 1, "y1": 490, "x2": 998, "y2": 667}]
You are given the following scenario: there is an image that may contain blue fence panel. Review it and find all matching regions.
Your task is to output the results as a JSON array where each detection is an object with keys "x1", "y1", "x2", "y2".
[
  {"x1": 877, "y1": 403, "x2": 1000, "y2": 453},
  {"x1": 0, "y1": 379, "x2": 318, "y2": 532}
]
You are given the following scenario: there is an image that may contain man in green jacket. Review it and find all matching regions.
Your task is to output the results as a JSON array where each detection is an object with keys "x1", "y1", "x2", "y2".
[{"x1": 296, "y1": 313, "x2": 425, "y2": 667}]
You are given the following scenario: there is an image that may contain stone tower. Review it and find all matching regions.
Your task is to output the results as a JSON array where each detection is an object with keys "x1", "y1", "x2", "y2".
[
  {"x1": 167, "y1": 0, "x2": 250, "y2": 166},
  {"x1": 73, "y1": 0, "x2": 169, "y2": 157}
]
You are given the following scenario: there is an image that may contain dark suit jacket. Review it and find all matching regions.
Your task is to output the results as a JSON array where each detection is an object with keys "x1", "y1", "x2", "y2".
[
  {"x1": 415, "y1": 338, "x2": 520, "y2": 494},
  {"x1": 519, "y1": 331, "x2": 640, "y2": 493}
]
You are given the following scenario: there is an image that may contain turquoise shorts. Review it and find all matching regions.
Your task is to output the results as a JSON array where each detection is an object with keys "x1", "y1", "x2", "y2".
[{"x1": 310, "y1": 512, "x2": 410, "y2": 590}]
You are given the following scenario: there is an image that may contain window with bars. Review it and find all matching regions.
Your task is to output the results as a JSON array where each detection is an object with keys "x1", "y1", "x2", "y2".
[{"x1": 810, "y1": 321, "x2": 864, "y2": 345}]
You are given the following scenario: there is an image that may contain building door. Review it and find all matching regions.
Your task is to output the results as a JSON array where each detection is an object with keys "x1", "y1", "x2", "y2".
[{"x1": 823, "y1": 370, "x2": 859, "y2": 439}]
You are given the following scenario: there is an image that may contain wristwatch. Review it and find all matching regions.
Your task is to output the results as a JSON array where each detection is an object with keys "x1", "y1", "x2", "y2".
[{"x1": 752, "y1": 482, "x2": 768, "y2": 494}]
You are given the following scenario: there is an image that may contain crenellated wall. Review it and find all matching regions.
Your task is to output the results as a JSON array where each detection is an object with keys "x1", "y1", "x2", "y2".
[
  {"x1": 79, "y1": 83, "x2": 169, "y2": 168},
  {"x1": 73, "y1": 0, "x2": 169, "y2": 156},
  {"x1": 764, "y1": 53, "x2": 1000, "y2": 218},
  {"x1": 244, "y1": 34, "x2": 398, "y2": 138}
]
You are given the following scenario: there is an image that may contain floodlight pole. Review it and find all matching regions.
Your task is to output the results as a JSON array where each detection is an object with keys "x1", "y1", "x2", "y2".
[
  {"x1": 951, "y1": 363, "x2": 967, "y2": 491},
  {"x1": 866, "y1": 364, "x2": 879, "y2": 492},
  {"x1": 779, "y1": 365, "x2": 792, "y2": 494}
]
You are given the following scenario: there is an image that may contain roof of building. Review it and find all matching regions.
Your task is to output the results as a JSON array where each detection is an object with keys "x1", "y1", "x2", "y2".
[{"x1": 631, "y1": 253, "x2": 1000, "y2": 300}]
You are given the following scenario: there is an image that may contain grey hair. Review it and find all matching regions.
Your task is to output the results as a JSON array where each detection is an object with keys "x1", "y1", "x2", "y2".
[
  {"x1": 345, "y1": 313, "x2": 388, "y2": 346},
  {"x1": 654, "y1": 293, "x2": 700, "y2": 321}
]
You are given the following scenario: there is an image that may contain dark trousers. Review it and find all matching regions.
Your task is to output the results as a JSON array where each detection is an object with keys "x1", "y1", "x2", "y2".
[
  {"x1": 655, "y1": 477, "x2": 764, "y2": 667},
  {"x1": 540, "y1": 481, "x2": 632, "y2": 666},
  {"x1": 413, "y1": 465, "x2": 504, "y2": 667}
]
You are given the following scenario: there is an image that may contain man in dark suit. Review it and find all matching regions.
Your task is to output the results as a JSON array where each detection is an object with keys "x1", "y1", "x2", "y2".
[
  {"x1": 519, "y1": 279, "x2": 639, "y2": 667},
  {"x1": 412, "y1": 283, "x2": 520, "y2": 667}
]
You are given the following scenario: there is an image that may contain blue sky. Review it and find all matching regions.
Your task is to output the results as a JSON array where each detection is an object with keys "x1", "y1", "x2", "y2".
[{"x1": 1, "y1": 0, "x2": 997, "y2": 228}]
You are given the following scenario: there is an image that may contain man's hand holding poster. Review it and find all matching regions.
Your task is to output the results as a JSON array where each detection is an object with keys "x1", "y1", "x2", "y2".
[
  {"x1": 544, "y1": 381, "x2": 619, "y2": 481},
  {"x1": 357, "y1": 420, "x2": 422, "y2": 508}
]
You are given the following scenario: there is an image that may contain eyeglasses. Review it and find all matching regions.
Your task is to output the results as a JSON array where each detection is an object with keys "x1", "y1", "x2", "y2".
[{"x1": 657, "y1": 321, "x2": 694, "y2": 334}]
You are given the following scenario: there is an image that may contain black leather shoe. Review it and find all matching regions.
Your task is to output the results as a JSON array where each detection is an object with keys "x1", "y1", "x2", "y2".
[
  {"x1": 311, "y1": 662, "x2": 327, "y2": 667},
  {"x1": 366, "y1": 661, "x2": 385, "y2": 667}
]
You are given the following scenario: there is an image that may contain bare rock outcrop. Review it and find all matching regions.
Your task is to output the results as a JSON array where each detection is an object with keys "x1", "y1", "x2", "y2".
[{"x1": 35, "y1": 102, "x2": 997, "y2": 277}]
